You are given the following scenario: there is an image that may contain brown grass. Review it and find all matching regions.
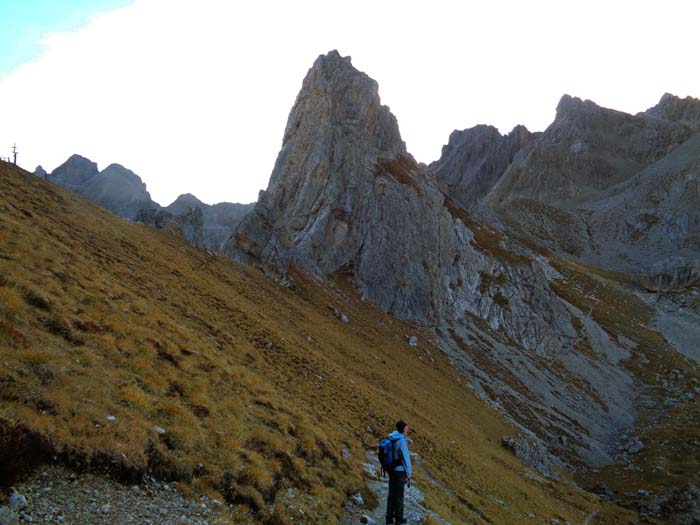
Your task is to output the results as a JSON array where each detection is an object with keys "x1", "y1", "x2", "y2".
[{"x1": 0, "y1": 161, "x2": 638, "y2": 523}]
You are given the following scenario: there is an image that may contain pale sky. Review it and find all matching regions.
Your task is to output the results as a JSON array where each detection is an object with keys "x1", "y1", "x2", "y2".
[{"x1": 0, "y1": 0, "x2": 698, "y2": 206}]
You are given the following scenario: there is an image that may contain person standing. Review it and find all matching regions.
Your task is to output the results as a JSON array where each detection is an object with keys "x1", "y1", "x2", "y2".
[{"x1": 386, "y1": 420, "x2": 411, "y2": 525}]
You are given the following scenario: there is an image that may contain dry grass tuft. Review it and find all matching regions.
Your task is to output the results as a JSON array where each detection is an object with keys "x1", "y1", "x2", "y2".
[{"x1": 374, "y1": 155, "x2": 422, "y2": 195}]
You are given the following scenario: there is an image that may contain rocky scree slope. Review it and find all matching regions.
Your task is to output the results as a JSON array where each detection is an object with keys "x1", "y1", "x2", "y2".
[{"x1": 226, "y1": 51, "x2": 700, "y2": 523}]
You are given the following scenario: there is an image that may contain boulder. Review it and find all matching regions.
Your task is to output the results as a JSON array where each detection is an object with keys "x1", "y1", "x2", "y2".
[{"x1": 501, "y1": 436, "x2": 553, "y2": 477}]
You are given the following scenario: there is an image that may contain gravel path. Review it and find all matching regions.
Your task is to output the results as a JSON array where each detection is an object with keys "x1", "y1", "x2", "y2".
[
  {"x1": 0, "y1": 464, "x2": 230, "y2": 525},
  {"x1": 342, "y1": 451, "x2": 450, "y2": 525}
]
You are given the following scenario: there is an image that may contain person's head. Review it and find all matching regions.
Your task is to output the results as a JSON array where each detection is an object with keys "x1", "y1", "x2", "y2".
[{"x1": 396, "y1": 420, "x2": 409, "y2": 434}]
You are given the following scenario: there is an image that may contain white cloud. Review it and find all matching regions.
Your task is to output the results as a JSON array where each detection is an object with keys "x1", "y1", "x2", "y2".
[{"x1": 1, "y1": 0, "x2": 698, "y2": 205}]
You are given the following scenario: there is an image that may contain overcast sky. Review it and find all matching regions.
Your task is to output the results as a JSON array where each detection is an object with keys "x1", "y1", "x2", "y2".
[{"x1": 0, "y1": 0, "x2": 698, "y2": 206}]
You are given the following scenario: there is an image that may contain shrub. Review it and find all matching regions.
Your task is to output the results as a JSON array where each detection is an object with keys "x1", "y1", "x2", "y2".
[
  {"x1": 23, "y1": 288, "x2": 51, "y2": 310},
  {"x1": 43, "y1": 314, "x2": 84, "y2": 345}
]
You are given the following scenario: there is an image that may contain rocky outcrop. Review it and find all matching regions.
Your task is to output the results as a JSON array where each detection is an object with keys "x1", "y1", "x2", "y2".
[
  {"x1": 431, "y1": 124, "x2": 534, "y2": 205},
  {"x1": 228, "y1": 50, "x2": 407, "y2": 279},
  {"x1": 138, "y1": 194, "x2": 253, "y2": 251},
  {"x1": 643, "y1": 257, "x2": 700, "y2": 292},
  {"x1": 627, "y1": 483, "x2": 700, "y2": 524},
  {"x1": 136, "y1": 206, "x2": 205, "y2": 245},
  {"x1": 162, "y1": 193, "x2": 254, "y2": 251},
  {"x1": 501, "y1": 436, "x2": 553, "y2": 477},
  {"x1": 165, "y1": 195, "x2": 254, "y2": 248}
]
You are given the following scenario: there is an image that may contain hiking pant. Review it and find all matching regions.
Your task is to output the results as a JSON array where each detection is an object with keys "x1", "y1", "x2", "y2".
[{"x1": 386, "y1": 470, "x2": 406, "y2": 524}]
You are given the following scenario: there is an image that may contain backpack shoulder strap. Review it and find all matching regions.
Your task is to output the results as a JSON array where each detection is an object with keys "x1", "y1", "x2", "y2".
[{"x1": 391, "y1": 435, "x2": 406, "y2": 469}]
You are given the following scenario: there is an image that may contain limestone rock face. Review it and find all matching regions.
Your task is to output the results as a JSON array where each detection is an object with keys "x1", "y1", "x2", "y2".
[
  {"x1": 136, "y1": 206, "x2": 204, "y2": 246},
  {"x1": 643, "y1": 257, "x2": 700, "y2": 292},
  {"x1": 205, "y1": 202, "x2": 254, "y2": 248},
  {"x1": 583, "y1": 133, "x2": 700, "y2": 274},
  {"x1": 431, "y1": 124, "x2": 534, "y2": 205},
  {"x1": 228, "y1": 50, "x2": 407, "y2": 278}
]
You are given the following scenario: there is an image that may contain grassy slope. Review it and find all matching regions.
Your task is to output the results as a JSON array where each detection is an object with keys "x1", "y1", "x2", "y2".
[{"x1": 0, "y1": 161, "x2": 636, "y2": 524}]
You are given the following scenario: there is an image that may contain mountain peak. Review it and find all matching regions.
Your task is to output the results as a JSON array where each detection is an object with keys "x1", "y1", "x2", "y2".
[
  {"x1": 313, "y1": 49, "x2": 352, "y2": 68},
  {"x1": 446, "y1": 124, "x2": 502, "y2": 147},
  {"x1": 98, "y1": 163, "x2": 148, "y2": 188},
  {"x1": 229, "y1": 50, "x2": 408, "y2": 273},
  {"x1": 432, "y1": 123, "x2": 533, "y2": 204},
  {"x1": 509, "y1": 123, "x2": 530, "y2": 136},
  {"x1": 643, "y1": 92, "x2": 700, "y2": 129},
  {"x1": 554, "y1": 94, "x2": 600, "y2": 118},
  {"x1": 173, "y1": 193, "x2": 203, "y2": 204},
  {"x1": 303, "y1": 50, "x2": 364, "y2": 91},
  {"x1": 65, "y1": 153, "x2": 95, "y2": 164},
  {"x1": 655, "y1": 92, "x2": 700, "y2": 106},
  {"x1": 50, "y1": 154, "x2": 99, "y2": 188},
  {"x1": 165, "y1": 193, "x2": 205, "y2": 211},
  {"x1": 102, "y1": 163, "x2": 130, "y2": 172},
  {"x1": 281, "y1": 50, "x2": 404, "y2": 155}
]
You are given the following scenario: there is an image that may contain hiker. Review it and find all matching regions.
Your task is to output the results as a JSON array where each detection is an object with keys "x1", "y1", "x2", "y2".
[{"x1": 385, "y1": 420, "x2": 412, "y2": 525}]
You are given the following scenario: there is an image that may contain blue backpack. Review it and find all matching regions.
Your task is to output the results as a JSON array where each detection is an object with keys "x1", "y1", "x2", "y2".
[{"x1": 378, "y1": 435, "x2": 403, "y2": 477}]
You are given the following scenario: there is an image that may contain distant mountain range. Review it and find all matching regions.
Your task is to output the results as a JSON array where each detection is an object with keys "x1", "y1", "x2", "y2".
[{"x1": 35, "y1": 154, "x2": 253, "y2": 250}]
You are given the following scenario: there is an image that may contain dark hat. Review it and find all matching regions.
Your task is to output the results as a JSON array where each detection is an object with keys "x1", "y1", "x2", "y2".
[{"x1": 396, "y1": 420, "x2": 408, "y2": 433}]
